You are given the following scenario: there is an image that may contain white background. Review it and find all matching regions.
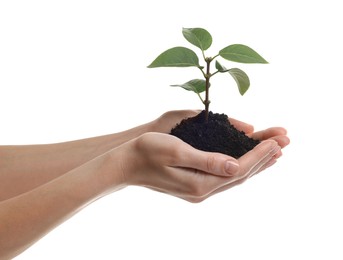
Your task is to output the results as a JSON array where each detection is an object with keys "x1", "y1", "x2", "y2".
[{"x1": 1, "y1": 0, "x2": 342, "y2": 259}]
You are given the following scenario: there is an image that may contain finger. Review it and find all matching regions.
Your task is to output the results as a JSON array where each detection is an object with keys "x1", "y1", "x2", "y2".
[
  {"x1": 171, "y1": 143, "x2": 240, "y2": 177},
  {"x1": 246, "y1": 147, "x2": 280, "y2": 179},
  {"x1": 236, "y1": 140, "x2": 281, "y2": 180},
  {"x1": 201, "y1": 158, "x2": 279, "y2": 200},
  {"x1": 174, "y1": 109, "x2": 201, "y2": 118},
  {"x1": 170, "y1": 150, "x2": 278, "y2": 203},
  {"x1": 179, "y1": 140, "x2": 281, "y2": 200},
  {"x1": 201, "y1": 144, "x2": 281, "y2": 199},
  {"x1": 155, "y1": 110, "x2": 201, "y2": 133},
  {"x1": 228, "y1": 117, "x2": 254, "y2": 134},
  {"x1": 252, "y1": 157, "x2": 278, "y2": 176},
  {"x1": 249, "y1": 127, "x2": 287, "y2": 140},
  {"x1": 267, "y1": 135, "x2": 290, "y2": 149}
]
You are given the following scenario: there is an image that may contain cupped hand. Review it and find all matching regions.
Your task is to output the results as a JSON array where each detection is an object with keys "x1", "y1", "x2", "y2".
[
  {"x1": 115, "y1": 131, "x2": 288, "y2": 203},
  {"x1": 151, "y1": 110, "x2": 201, "y2": 133}
]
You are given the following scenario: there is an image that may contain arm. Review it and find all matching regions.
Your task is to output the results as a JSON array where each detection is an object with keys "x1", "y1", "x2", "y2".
[
  {"x1": 0, "y1": 129, "x2": 289, "y2": 260},
  {"x1": 0, "y1": 121, "x2": 153, "y2": 201},
  {"x1": 0, "y1": 110, "x2": 200, "y2": 201},
  {"x1": 0, "y1": 109, "x2": 286, "y2": 201},
  {"x1": 0, "y1": 149, "x2": 124, "y2": 260}
]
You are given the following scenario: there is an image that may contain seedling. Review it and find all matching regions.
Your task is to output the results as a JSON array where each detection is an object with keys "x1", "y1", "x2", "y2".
[{"x1": 148, "y1": 27, "x2": 268, "y2": 122}]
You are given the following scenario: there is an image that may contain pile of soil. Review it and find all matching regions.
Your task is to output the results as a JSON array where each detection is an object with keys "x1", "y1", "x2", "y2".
[{"x1": 170, "y1": 110, "x2": 260, "y2": 158}]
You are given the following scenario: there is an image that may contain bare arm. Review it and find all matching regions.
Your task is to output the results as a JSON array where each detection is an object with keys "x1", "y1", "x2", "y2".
[
  {"x1": 0, "y1": 121, "x2": 153, "y2": 201},
  {"x1": 0, "y1": 149, "x2": 124, "y2": 260},
  {"x1": 0, "y1": 109, "x2": 283, "y2": 201},
  {"x1": 0, "y1": 110, "x2": 202, "y2": 201},
  {"x1": 0, "y1": 128, "x2": 288, "y2": 260}
]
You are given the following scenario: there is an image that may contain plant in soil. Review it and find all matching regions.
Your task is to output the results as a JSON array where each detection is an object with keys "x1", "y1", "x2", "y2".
[{"x1": 148, "y1": 27, "x2": 268, "y2": 158}]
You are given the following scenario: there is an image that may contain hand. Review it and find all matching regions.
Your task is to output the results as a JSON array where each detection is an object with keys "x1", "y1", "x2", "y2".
[
  {"x1": 151, "y1": 110, "x2": 201, "y2": 133},
  {"x1": 231, "y1": 120, "x2": 290, "y2": 160},
  {"x1": 114, "y1": 130, "x2": 289, "y2": 203}
]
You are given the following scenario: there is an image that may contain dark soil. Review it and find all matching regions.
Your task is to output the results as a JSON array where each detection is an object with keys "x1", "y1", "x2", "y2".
[{"x1": 170, "y1": 110, "x2": 260, "y2": 158}]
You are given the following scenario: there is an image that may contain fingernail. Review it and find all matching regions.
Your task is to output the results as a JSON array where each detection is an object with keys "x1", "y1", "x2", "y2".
[{"x1": 225, "y1": 160, "x2": 239, "y2": 175}]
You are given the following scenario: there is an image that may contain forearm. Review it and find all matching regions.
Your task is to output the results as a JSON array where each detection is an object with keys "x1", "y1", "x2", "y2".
[
  {"x1": 0, "y1": 151, "x2": 124, "y2": 260},
  {"x1": 0, "y1": 121, "x2": 154, "y2": 200}
]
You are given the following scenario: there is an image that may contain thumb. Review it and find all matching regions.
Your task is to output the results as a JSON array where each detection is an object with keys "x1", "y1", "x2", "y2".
[{"x1": 176, "y1": 145, "x2": 240, "y2": 177}]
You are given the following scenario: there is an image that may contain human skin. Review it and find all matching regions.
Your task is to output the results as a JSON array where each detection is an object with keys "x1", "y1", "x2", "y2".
[{"x1": 0, "y1": 110, "x2": 289, "y2": 259}]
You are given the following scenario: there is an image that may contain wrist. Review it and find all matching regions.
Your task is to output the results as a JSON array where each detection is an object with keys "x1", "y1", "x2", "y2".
[{"x1": 94, "y1": 150, "x2": 128, "y2": 197}]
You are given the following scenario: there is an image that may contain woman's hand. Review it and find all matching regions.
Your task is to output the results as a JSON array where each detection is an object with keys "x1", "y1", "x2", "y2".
[
  {"x1": 151, "y1": 110, "x2": 201, "y2": 133},
  {"x1": 113, "y1": 129, "x2": 289, "y2": 203},
  {"x1": 0, "y1": 109, "x2": 289, "y2": 259}
]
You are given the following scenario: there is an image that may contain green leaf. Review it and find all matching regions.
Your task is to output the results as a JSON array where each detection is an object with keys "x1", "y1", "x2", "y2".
[
  {"x1": 147, "y1": 47, "x2": 200, "y2": 68},
  {"x1": 228, "y1": 68, "x2": 250, "y2": 95},
  {"x1": 170, "y1": 79, "x2": 208, "y2": 94},
  {"x1": 219, "y1": 44, "x2": 268, "y2": 64},
  {"x1": 182, "y1": 28, "x2": 212, "y2": 51},
  {"x1": 215, "y1": 60, "x2": 228, "y2": 72}
]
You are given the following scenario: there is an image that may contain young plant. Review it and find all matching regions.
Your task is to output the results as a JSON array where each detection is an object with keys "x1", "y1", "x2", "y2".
[{"x1": 148, "y1": 27, "x2": 268, "y2": 122}]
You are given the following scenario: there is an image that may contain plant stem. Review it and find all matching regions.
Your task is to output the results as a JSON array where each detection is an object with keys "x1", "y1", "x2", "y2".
[
  {"x1": 202, "y1": 50, "x2": 206, "y2": 61},
  {"x1": 211, "y1": 54, "x2": 220, "y2": 60},
  {"x1": 204, "y1": 58, "x2": 211, "y2": 122}
]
